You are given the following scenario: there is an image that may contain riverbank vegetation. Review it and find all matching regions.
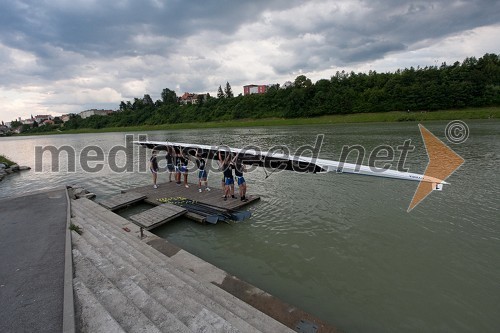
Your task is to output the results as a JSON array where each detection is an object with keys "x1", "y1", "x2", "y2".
[
  {"x1": 0, "y1": 154, "x2": 15, "y2": 166},
  {"x1": 16, "y1": 53, "x2": 500, "y2": 134},
  {"x1": 21, "y1": 107, "x2": 498, "y2": 135}
]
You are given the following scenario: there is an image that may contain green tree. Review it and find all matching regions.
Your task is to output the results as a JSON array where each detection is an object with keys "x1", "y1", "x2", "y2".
[
  {"x1": 132, "y1": 98, "x2": 144, "y2": 110},
  {"x1": 10, "y1": 120, "x2": 22, "y2": 128},
  {"x1": 143, "y1": 94, "x2": 154, "y2": 106},
  {"x1": 224, "y1": 82, "x2": 234, "y2": 98},
  {"x1": 119, "y1": 101, "x2": 128, "y2": 111},
  {"x1": 21, "y1": 124, "x2": 31, "y2": 133},
  {"x1": 217, "y1": 85, "x2": 224, "y2": 99},
  {"x1": 161, "y1": 88, "x2": 177, "y2": 104},
  {"x1": 294, "y1": 75, "x2": 312, "y2": 88}
]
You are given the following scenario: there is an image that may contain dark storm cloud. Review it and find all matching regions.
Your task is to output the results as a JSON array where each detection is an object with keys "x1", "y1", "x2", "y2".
[
  {"x1": 1, "y1": 0, "x2": 498, "y2": 74},
  {"x1": 267, "y1": 0, "x2": 500, "y2": 73},
  {"x1": 0, "y1": 0, "x2": 498, "y2": 121},
  {"x1": 0, "y1": 0, "x2": 300, "y2": 58}
]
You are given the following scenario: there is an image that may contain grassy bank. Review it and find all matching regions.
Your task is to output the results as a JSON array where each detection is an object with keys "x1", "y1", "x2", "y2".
[
  {"x1": 0, "y1": 154, "x2": 15, "y2": 166},
  {"x1": 22, "y1": 106, "x2": 500, "y2": 135}
]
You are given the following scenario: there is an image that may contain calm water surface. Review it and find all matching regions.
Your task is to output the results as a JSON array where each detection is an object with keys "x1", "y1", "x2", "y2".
[{"x1": 1, "y1": 120, "x2": 499, "y2": 332}]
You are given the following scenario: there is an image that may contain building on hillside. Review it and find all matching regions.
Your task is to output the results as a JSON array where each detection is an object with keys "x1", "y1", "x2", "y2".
[
  {"x1": 60, "y1": 114, "x2": 73, "y2": 122},
  {"x1": 281, "y1": 81, "x2": 293, "y2": 89},
  {"x1": 79, "y1": 109, "x2": 114, "y2": 119},
  {"x1": 41, "y1": 119, "x2": 54, "y2": 126},
  {"x1": 21, "y1": 118, "x2": 34, "y2": 125},
  {"x1": 243, "y1": 84, "x2": 268, "y2": 95},
  {"x1": 179, "y1": 92, "x2": 209, "y2": 105},
  {"x1": 34, "y1": 115, "x2": 53, "y2": 123}
]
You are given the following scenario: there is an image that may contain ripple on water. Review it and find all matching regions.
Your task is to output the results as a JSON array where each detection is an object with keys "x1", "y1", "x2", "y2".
[{"x1": 1, "y1": 122, "x2": 500, "y2": 332}]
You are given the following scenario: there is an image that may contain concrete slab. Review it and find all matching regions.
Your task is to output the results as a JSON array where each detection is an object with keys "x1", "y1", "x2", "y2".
[
  {"x1": 0, "y1": 187, "x2": 68, "y2": 333},
  {"x1": 129, "y1": 203, "x2": 187, "y2": 230},
  {"x1": 98, "y1": 192, "x2": 146, "y2": 211}
]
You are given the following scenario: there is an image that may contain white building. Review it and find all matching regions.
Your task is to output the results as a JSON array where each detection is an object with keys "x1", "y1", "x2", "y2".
[
  {"x1": 79, "y1": 109, "x2": 113, "y2": 119},
  {"x1": 21, "y1": 119, "x2": 34, "y2": 125}
]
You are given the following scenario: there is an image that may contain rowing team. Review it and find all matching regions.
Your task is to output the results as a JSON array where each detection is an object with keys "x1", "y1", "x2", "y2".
[
  {"x1": 149, "y1": 148, "x2": 248, "y2": 202},
  {"x1": 218, "y1": 150, "x2": 248, "y2": 202}
]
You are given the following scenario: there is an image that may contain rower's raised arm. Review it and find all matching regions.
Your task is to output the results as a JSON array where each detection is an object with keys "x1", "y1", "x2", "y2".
[{"x1": 218, "y1": 150, "x2": 223, "y2": 164}]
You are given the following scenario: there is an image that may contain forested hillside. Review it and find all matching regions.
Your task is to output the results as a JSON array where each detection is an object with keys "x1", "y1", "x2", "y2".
[{"x1": 27, "y1": 53, "x2": 500, "y2": 132}]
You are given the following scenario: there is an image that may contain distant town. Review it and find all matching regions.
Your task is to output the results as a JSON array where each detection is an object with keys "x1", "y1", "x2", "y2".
[
  {"x1": 0, "y1": 82, "x2": 293, "y2": 136},
  {"x1": 0, "y1": 109, "x2": 116, "y2": 135}
]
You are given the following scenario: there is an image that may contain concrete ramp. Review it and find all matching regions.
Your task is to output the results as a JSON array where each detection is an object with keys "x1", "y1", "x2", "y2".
[
  {"x1": 70, "y1": 198, "x2": 294, "y2": 333},
  {"x1": 0, "y1": 188, "x2": 70, "y2": 333}
]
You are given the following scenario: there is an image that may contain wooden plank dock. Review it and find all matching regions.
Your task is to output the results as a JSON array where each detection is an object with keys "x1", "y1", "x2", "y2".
[
  {"x1": 123, "y1": 181, "x2": 260, "y2": 224},
  {"x1": 98, "y1": 191, "x2": 147, "y2": 211},
  {"x1": 129, "y1": 203, "x2": 187, "y2": 230}
]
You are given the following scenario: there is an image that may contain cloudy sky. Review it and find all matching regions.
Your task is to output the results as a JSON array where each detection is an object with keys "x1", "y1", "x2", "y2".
[{"x1": 1, "y1": 0, "x2": 499, "y2": 123}]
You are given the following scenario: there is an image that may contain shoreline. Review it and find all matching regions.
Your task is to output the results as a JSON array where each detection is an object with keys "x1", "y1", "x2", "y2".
[
  {"x1": 0, "y1": 155, "x2": 30, "y2": 182},
  {"x1": 9, "y1": 106, "x2": 500, "y2": 136}
]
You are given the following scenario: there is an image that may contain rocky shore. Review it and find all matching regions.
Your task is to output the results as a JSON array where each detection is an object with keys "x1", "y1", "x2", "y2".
[
  {"x1": 67, "y1": 185, "x2": 96, "y2": 200},
  {"x1": 0, "y1": 163, "x2": 31, "y2": 182}
]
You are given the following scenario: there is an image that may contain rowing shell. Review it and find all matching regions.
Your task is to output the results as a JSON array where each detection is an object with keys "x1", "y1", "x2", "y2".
[{"x1": 134, "y1": 140, "x2": 447, "y2": 190}]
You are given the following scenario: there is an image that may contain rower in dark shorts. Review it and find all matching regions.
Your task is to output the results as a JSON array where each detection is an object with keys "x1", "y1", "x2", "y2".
[
  {"x1": 234, "y1": 158, "x2": 248, "y2": 201},
  {"x1": 196, "y1": 150, "x2": 210, "y2": 192},
  {"x1": 179, "y1": 151, "x2": 189, "y2": 188},
  {"x1": 150, "y1": 150, "x2": 159, "y2": 189},
  {"x1": 218, "y1": 149, "x2": 236, "y2": 200},
  {"x1": 165, "y1": 146, "x2": 175, "y2": 182}
]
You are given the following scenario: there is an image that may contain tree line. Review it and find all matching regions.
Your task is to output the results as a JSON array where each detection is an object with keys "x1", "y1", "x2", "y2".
[{"x1": 21, "y1": 53, "x2": 500, "y2": 132}]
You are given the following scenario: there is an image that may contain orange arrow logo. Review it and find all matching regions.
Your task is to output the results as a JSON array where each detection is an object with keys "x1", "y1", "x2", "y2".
[{"x1": 408, "y1": 124, "x2": 465, "y2": 212}]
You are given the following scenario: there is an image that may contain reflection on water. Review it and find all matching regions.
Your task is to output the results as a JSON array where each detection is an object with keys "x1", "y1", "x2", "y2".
[{"x1": 1, "y1": 120, "x2": 499, "y2": 332}]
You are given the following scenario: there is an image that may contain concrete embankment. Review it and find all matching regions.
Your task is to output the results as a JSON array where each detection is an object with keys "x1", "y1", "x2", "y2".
[
  {"x1": 0, "y1": 187, "x2": 71, "y2": 332},
  {"x1": 0, "y1": 186, "x2": 339, "y2": 332},
  {"x1": 71, "y1": 197, "x2": 296, "y2": 332}
]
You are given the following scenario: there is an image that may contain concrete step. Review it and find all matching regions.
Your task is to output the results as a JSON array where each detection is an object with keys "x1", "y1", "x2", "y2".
[
  {"x1": 71, "y1": 198, "x2": 293, "y2": 333},
  {"x1": 73, "y1": 216, "x2": 236, "y2": 332},
  {"x1": 72, "y1": 231, "x2": 194, "y2": 332},
  {"x1": 73, "y1": 203, "x2": 237, "y2": 300},
  {"x1": 72, "y1": 246, "x2": 163, "y2": 333},
  {"x1": 74, "y1": 204, "x2": 264, "y2": 331},
  {"x1": 73, "y1": 279, "x2": 125, "y2": 333}
]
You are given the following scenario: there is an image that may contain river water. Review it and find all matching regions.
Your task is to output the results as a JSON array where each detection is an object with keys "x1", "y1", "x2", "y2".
[{"x1": 1, "y1": 120, "x2": 499, "y2": 332}]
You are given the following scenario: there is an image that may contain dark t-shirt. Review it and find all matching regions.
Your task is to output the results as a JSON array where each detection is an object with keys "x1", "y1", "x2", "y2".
[
  {"x1": 150, "y1": 155, "x2": 158, "y2": 170},
  {"x1": 174, "y1": 155, "x2": 183, "y2": 167},
  {"x1": 234, "y1": 163, "x2": 244, "y2": 177},
  {"x1": 196, "y1": 158, "x2": 206, "y2": 170},
  {"x1": 222, "y1": 163, "x2": 233, "y2": 178},
  {"x1": 165, "y1": 153, "x2": 173, "y2": 165}
]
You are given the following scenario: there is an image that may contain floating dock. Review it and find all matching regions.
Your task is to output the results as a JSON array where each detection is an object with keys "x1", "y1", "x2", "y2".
[
  {"x1": 129, "y1": 203, "x2": 187, "y2": 230},
  {"x1": 121, "y1": 181, "x2": 260, "y2": 224},
  {"x1": 99, "y1": 191, "x2": 146, "y2": 211}
]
